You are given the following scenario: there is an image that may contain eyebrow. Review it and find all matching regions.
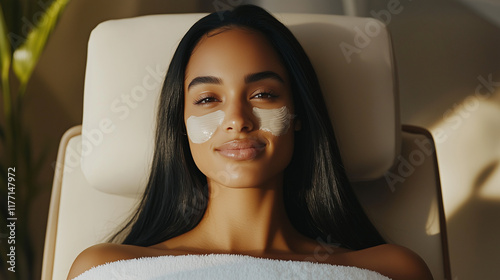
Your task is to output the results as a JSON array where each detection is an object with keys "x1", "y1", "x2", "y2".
[
  {"x1": 187, "y1": 71, "x2": 285, "y2": 91},
  {"x1": 187, "y1": 76, "x2": 222, "y2": 90}
]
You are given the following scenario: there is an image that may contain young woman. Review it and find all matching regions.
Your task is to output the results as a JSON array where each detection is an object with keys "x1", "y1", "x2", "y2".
[{"x1": 68, "y1": 5, "x2": 432, "y2": 280}]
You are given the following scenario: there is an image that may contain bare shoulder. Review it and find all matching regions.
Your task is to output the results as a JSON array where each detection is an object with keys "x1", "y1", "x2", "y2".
[
  {"x1": 66, "y1": 243, "x2": 143, "y2": 279},
  {"x1": 350, "y1": 244, "x2": 434, "y2": 280}
]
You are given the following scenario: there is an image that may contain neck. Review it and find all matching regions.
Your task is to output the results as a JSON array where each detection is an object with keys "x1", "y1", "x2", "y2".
[{"x1": 190, "y1": 176, "x2": 302, "y2": 254}]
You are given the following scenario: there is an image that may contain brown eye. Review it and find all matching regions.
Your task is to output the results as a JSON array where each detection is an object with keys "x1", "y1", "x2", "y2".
[
  {"x1": 194, "y1": 96, "x2": 220, "y2": 105},
  {"x1": 252, "y1": 91, "x2": 278, "y2": 100}
]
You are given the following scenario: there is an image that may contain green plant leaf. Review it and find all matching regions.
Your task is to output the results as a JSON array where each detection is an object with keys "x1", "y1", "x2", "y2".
[
  {"x1": 12, "y1": 0, "x2": 70, "y2": 92},
  {"x1": 0, "y1": 3, "x2": 12, "y2": 116}
]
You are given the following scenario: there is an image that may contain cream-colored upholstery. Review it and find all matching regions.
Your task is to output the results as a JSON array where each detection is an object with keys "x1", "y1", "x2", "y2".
[
  {"x1": 81, "y1": 13, "x2": 398, "y2": 196},
  {"x1": 42, "y1": 13, "x2": 450, "y2": 280}
]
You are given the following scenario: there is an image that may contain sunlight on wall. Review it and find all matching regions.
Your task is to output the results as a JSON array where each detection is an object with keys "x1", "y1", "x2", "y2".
[
  {"x1": 478, "y1": 162, "x2": 500, "y2": 200},
  {"x1": 430, "y1": 88, "x2": 500, "y2": 219},
  {"x1": 428, "y1": 87, "x2": 500, "y2": 279}
]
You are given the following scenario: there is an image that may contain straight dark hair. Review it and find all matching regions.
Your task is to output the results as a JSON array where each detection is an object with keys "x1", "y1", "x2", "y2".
[{"x1": 111, "y1": 4, "x2": 385, "y2": 250}]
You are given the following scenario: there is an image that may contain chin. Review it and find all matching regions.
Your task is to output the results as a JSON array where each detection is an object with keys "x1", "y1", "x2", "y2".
[{"x1": 208, "y1": 169, "x2": 284, "y2": 190}]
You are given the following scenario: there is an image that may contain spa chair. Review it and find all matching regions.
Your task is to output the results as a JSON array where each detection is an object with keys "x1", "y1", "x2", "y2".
[{"x1": 41, "y1": 13, "x2": 451, "y2": 280}]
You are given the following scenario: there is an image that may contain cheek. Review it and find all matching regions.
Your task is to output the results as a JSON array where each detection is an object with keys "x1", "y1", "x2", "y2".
[
  {"x1": 253, "y1": 106, "x2": 293, "y2": 136},
  {"x1": 188, "y1": 142, "x2": 206, "y2": 166},
  {"x1": 272, "y1": 129, "x2": 295, "y2": 166},
  {"x1": 186, "y1": 110, "x2": 225, "y2": 143}
]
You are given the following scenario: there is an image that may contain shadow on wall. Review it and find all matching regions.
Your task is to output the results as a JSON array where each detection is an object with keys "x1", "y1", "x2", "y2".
[
  {"x1": 447, "y1": 159, "x2": 500, "y2": 279},
  {"x1": 430, "y1": 87, "x2": 500, "y2": 280},
  {"x1": 347, "y1": 0, "x2": 500, "y2": 279},
  {"x1": 362, "y1": 0, "x2": 500, "y2": 279},
  {"x1": 376, "y1": 0, "x2": 500, "y2": 127}
]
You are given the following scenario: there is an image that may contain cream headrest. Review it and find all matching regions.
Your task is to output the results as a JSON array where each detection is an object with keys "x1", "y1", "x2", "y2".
[{"x1": 81, "y1": 13, "x2": 399, "y2": 196}]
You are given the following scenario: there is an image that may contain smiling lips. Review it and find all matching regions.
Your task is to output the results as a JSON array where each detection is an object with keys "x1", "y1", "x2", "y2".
[{"x1": 215, "y1": 139, "x2": 266, "y2": 160}]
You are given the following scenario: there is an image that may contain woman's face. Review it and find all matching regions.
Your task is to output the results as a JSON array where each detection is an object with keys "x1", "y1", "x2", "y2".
[{"x1": 184, "y1": 27, "x2": 297, "y2": 189}]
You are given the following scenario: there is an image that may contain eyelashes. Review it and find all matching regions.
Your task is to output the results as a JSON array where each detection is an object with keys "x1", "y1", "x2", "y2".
[
  {"x1": 252, "y1": 91, "x2": 278, "y2": 99},
  {"x1": 193, "y1": 91, "x2": 278, "y2": 105},
  {"x1": 193, "y1": 95, "x2": 220, "y2": 105}
]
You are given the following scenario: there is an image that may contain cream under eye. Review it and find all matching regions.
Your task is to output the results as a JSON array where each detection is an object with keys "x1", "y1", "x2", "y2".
[
  {"x1": 186, "y1": 110, "x2": 225, "y2": 143},
  {"x1": 253, "y1": 106, "x2": 293, "y2": 136},
  {"x1": 185, "y1": 106, "x2": 293, "y2": 143}
]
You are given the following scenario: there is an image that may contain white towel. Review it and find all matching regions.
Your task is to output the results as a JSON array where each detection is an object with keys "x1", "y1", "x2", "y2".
[{"x1": 73, "y1": 254, "x2": 391, "y2": 280}]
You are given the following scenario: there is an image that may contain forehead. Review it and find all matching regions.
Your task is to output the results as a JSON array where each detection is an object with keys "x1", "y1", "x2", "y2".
[{"x1": 185, "y1": 27, "x2": 288, "y2": 82}]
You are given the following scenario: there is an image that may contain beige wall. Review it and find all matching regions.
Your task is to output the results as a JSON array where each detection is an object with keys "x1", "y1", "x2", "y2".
[
  {"x1": 24, "y1": 0, "x2": 500, "y2": 279},
  {"x1": 364, "y1": 1, "x2": 500, "y2": 279}
]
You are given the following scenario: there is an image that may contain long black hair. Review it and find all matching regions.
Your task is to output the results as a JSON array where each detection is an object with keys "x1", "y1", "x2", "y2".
[{"x1": 111, "y1": 4, "x2": 385, "y2": 250}]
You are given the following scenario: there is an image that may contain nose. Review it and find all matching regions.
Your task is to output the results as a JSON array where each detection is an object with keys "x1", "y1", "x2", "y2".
[{"x1": 222, "y1": 99, "x2": 255, "y2": 133}]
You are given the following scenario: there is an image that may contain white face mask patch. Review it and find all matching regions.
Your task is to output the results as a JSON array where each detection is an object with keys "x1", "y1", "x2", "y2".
[
  {"x1": 253, "y1": 106, "x2": 292, "y2": 136},
  {"x1": 186, "y1": 110, "x2": 225, "y2": 144},
  {"x1": 186, "y1": 106, "x2": 292, "y2": 143}
]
